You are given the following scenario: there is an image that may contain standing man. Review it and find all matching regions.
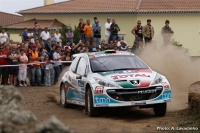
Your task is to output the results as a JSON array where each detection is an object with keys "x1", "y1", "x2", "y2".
[
  {"x1": 104, "y1": 17, "x2": 112, "y2": 44},
  {"x1": 142, "y1": 19, "x2": 154, "y2": 47},
  {"x1": 93, "y1": 21, "x2": 101, "y2": 47},
  {"x1": 84, "y1": 20, "x2": 93, "y2": 45},
  {"x1": 28, "y1": 44, "x2": 42, "y2": 86},
  {"x1": 161, "y1": 20, "x2": 174, "y2": 45},
  {"x1": 0, "y1": 29, "x2": 8, "y2": 44},
  {"x1": 54, "y1": 29, "x2": 62, "y2": 47},
  {"x1": 27, "y1": 29, "x2": 35, "y2": 44},
  {"x1": 53, "y1": 46, "x2": 64, "y2": 85},
  {"x1": 78, "y1": 18, "x2": 85, "y2": 42},
  {"x1": 131, "y1": 20, "x2": 143, "y2": 50},
  {"x1": 0, "y1": 44, "x2": 9, "y2": 85},
  {"x1": 110, "y1": 19, "x2": 120, "y2": 41},
  {"x1": 8, "y1": 45, "x2": 20, "y2": 86},
  {"x1": 40, "y1": 27, "x2": 50, "y2": 46},
  {"x1": 22, "y1": 28, "x2": 28, "y2": 43}
]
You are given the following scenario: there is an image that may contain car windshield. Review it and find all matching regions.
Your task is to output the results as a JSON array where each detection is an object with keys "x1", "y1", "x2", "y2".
[{"x1": 90, "y1": 55, "x2": 149, "y2": 72}]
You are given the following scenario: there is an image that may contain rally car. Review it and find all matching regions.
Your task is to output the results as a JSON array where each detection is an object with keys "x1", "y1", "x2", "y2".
[{"x1": 60, "y1": 50, "x2": 171, "y2": 117}]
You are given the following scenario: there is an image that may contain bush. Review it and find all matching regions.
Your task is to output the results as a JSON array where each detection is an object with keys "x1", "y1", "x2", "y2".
[{"x1": 171, "y1": 39, "x2": 189, "y2": 52}]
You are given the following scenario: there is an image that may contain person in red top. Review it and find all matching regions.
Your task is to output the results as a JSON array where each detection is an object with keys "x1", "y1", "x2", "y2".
[{"x1": 0, "y1": 44, "x2": 9, "y2": 85}]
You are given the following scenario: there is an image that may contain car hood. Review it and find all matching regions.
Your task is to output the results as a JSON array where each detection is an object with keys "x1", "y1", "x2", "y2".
[{"x1": 94, "y1": 69, "x2": 157, "y2": 88}]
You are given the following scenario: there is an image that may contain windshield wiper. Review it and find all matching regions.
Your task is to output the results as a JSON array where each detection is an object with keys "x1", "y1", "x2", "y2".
[
  {"x1": 93, "y1": 70, "x2": 110, "y2": 73},
  {"x1": 112, "y1": 68, "x2": 142, "y2": 71}
]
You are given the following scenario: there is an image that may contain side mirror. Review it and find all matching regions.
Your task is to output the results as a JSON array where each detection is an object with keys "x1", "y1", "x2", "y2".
[{"x1": 76, "y1": 75, "x2": 82, "y2": 79}]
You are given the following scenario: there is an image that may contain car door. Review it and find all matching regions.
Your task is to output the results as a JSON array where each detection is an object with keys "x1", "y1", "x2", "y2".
[{"x1": 68, "y1": 56, "x2": 88, "y2": 105}]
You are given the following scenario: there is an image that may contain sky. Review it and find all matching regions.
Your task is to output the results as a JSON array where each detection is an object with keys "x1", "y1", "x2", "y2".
[{"x1": 0, "y1": 0, "x2": 67, "y2": 16}]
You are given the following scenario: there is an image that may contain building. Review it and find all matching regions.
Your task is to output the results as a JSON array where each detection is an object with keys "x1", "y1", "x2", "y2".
[
  {"x1": 5, "y1": 19, "x2": 66, "y2": 42},
  {"x1": 9, "y1": 0, "x2": 200, "y2": 55},
  {"x1": 0, "y1": 12, "x2": 23, "y2": 27}
]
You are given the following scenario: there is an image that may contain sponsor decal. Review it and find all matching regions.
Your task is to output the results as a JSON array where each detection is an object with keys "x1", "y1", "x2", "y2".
[
  {"x1": 111, "y1": 74, "x2": 150, "y2": 80},
  {"x1": 162, "y1": 93, "x2": 171, "y2": 99},
  {"x1": 95, "y1": 97, "x2": 110, "y2": 103},
  {"x1": 78, "y1": 80, "x2": 84, "y2": 87},
  {"x1": 130, "y1": 80, "x2": 140, "y2": 85},
  {"x1": 164, "y1": 99, "x2": 171, "y2": 102},
  {"x1": 73, "y1": 91, "x2": 85, "y2": 100},
  {"x1": 94, "y1": 86, "x2": 104, "y2": 94},
  {"x1": 161, "y1": 82, "x2": 170, "y2": 89},
  {"x1": 71, "y1": 79, "x2": 78, "y2": 86},
  {"x1": 119, "y1": 70, "x2": 138, "y2": 74},
  {"x1": 117, "y1": 89, "x2": 157, "y2": 95},
  {"x1": 131, "y1": 101, "x2": 146, "y2": 105},
  {"x1": 81, "y1": 88, "x2": 85, "y2": 94},
  {"x1": 96, "y1": 104, "x2": 109, "y2": 107}
]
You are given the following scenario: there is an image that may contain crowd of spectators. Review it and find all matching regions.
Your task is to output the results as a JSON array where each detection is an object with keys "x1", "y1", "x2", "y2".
[{"x1": 0, "y1": 17, "x2": 173, "y2": 87}]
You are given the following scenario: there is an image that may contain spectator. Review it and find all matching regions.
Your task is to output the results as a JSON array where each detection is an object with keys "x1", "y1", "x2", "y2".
[
  {"x1": 39, "y1": 48, "x2": 48, "y2": 84},
  {"x1": 53, "y1": 46, "x2": 64, "y2": 85},
  {"x1": 35, "y1": 39, "x2": 41, "y2": 50},
  {"x1": 119, "y1": 42, "x2": 128, "y2": 51},
  {"x1": 142, "y1": 19, "x2": 154, "y2": 47},
  {"x1": 27, "y1": 29, "x2": 35, "y2": 44},
  {"x1": 9, "y1": 39, "x2": 14, "y2": 46},
  {"x1": 40, "y1": 27, "x2": 50, "y2": 46},
  {"x1": 18, "y1": 48, "x2": 28, "y2": 87},
  {"x1": 113, "y1": 44, "x2": 118, "y2": 51},
  {"x1": 92, "y1": 17, "x2": 101, "y2": 27},
  {"x1": 66, "y1": 28, "x2": 74, "y2": 44},
  {"x1": 78, "y1": 18, "x2": 85, "y2": 42},
  {"x1": 104, "y1": 17, "x2": 112, "y2": 44},
  {"x1": 100, "y1": 42, "x2": 104, "y2": 50},
  {"x1": 44, "y1": 55, "x2": 53, "y2": 86},
  {"x1": 84, "y1": 20, "x2": 93, "y2": 45},
  {"x1": 85, "y1": 40, "x2": 90, "y2": 47},
  {"x1": 29, "y1": 44, "x2": 42, "y2": 86},
  {"x1": 103, "y1": 44, "x2": 109, "y2": 50},
  {"x1": 65, "y1": 47, "x2": 71, "y2": 61},
  {"x1": 131, "y1": 20, "x2": 143, "y2": 50},
  {"x1": 110, "y1": 19, "x2": 120, "y2": 41},
  {"x1": 49, "y1": 44, "x2": 56, "y2": 85},
  {"x1": 161, "y1": 20, "x2": 174, "y2": 45},
  {"x1": 93, "y1": 20, "x2": 101, "y2": 47},
  {"x1": 117, "y1": 36, "x2": 126, "y2": 47},
  {"x1": 109, "y1": 43, "x2": 114, "y2": 50},
  {"x1": 0, "y1": 29, "x2": 8, "y2": 44},
  {"x1": 89, "y1": 42, "x2": 97, "y2": 52},
  {"x1": 33, "y1": 22, "x2": 41, "y2": 39},
  {"x1": 54, "y1": 29, "x2": 62, "y2": 47},
  {"x1": 8, "y1": 45, "x2": 20, "y2": 86},
  {"x1": 101, "y1": 39, "x2": 106, "y2": 44},
  {"x1": 50, "y1": 33, "x2": 56, "y2": 42},
  {"x1": 0, "y1": 44, "x2": 9, "y2": 85},
  {"x1": 45, "y1": 38, "x2": 52, "y2": 52},
  {"x1": 22, "y1": 28, "x2": 28, "y2": 43}
]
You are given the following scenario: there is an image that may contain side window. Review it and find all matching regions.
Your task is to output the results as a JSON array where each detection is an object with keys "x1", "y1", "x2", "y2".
[
  {"x1": 71, "y1": 57, "x2": 80, "y2": 72},
  {"x1": 76, "y1": 57, "x2": 87, "y2": 76}
]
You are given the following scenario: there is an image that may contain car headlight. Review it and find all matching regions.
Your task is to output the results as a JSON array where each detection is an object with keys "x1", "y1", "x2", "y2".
[
  {"x1": 151, "y1": 73, "x2": 162, "y2": 85},
  {"x1": 94, "y1": 77, "x2": 120, "y2": 87}
]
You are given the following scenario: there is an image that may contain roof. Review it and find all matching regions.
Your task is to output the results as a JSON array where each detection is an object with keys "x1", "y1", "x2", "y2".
[
  {"x1": 18, "y1": 0, "x2": 200, "y2": 14},
  {"x1": 0, "y1": 12, "x2": 23, "y2": 26},
  {"x1": 5, "y1": 19, "x2": 66, "y2": 30},
  {"x1": 18, "y1": 0, "x2": 139, "y2": 14}
]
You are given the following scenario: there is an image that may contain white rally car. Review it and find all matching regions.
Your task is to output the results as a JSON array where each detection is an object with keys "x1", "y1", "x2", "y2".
[{"x1": 60, "y1": 50, "x2": 171, "y2": 117}]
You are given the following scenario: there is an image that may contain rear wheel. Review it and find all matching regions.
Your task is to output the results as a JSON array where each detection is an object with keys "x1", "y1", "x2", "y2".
[
  {"x1": 87, "y1": 88, "x2": 100, "y2": 117},
  {"x1": 153, "y1": 103, "x2": 167, "y2": 116},
  {"x1": 60, "y1": 83, "x2": 70, "y2": 108}
]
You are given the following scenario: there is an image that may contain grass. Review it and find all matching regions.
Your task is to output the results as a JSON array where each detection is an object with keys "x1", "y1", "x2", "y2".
[{"x1": 178, "y1": 120, "x2": 193, "y2": 126}]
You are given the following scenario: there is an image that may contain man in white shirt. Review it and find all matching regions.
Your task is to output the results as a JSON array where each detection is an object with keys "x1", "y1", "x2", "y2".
[
  {"x1": 104, "y1": 17, "x2": 112, "y2": 44},
  {"x1": 0, "y1": 29, "x2": 8, "y2": 44},
  {"x1": 40, "y1": 27, "x2": 50, "y2": 46},
  {"x1": 27, "y1": 29, "x2": 35, "y2": 43},
  {"x1": 54, "y1": 29, "x2": 62, "y2": 47}
]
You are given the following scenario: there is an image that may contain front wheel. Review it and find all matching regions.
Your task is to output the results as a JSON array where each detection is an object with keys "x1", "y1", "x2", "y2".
[
  {"x1": 153, "y1": 102, "x2": 167, "y2": 116},
  {"x1": 60, "y1": 84, "x2": 70, "y2": 108},
  {"x1": 87, "y1": 88, "x2": 100, "y2": 117}
]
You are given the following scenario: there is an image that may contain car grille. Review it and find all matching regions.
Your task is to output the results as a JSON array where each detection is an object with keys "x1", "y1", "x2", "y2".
[{"x1": 106, "y1": 86, "x2": 163, "y2": 101}]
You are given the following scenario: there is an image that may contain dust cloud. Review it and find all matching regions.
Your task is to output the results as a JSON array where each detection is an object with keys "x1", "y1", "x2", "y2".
[{"x1": 136, "y1": 36, "x2": 200, "y2": 111}]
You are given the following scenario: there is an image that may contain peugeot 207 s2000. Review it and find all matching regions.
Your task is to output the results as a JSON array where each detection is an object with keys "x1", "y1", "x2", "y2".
[{"x1": 60, "y1": 50, "x2": 171, "y2": 117}]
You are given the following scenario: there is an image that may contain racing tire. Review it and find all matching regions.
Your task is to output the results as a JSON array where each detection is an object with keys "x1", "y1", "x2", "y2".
[
  {"x1": 60, "y1": 84, "x2": 70, "y2": 108},
  {"x1": 153, "y1": 102, "x2": 167, "y2": 116},
  {"x1": 87, "y1": 88, "x2": 100, "y2": 117}
]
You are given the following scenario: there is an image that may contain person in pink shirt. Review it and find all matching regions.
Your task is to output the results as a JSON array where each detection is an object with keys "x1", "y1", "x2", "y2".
[{"x1": 18, "y1": 48, "x2": 28, "y2": 87}]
